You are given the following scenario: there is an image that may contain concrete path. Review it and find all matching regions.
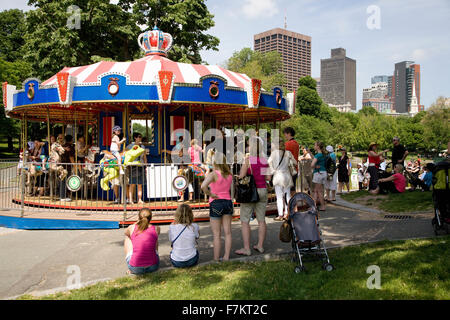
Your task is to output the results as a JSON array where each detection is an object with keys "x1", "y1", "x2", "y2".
[{"x1": 0, "y1": 204, "x2": 435, "y2": 299}]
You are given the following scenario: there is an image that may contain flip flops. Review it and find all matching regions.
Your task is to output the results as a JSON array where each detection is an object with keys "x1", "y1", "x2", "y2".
[{"x1": 235, "y1": 248, "x2": 251, "y2": 256}]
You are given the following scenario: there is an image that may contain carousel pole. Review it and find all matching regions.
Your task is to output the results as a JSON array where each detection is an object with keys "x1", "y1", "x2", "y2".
[
  {"x1": 20, "y1": 113, "x2": 27, "y2": 218},
  {"x1": 123, "y1": 103, "x2": 128, "y2": 222},
  {"x1": 47, "y1": 108, "x2": 53, "y2": 200}
]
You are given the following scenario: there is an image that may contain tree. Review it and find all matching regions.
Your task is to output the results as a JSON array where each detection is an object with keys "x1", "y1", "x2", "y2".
[
  {"x1": 115, "y1": 0, "x2": 219, "y2": 64},
  {"x1": 421, "y1": 97, "x2": 450, "y2": 152},
  {"x1": 281, "y1": 114, "x2": 331, "y2": 149},
  {"x1": 0, "y1": 57, "x2": 33, "y2": 152},
  {"x1": 225, "y1": 48, "x2": 285, "y2": 91},
  {"x1": 24, "y1": 0, "x2": 219, "y2": 80},
  {"x1": 295, "y1": 76, "x2": 332, "y2": 122},
  {"x1": 0, "y1": 9, "x2": 27, "y2": 62}
]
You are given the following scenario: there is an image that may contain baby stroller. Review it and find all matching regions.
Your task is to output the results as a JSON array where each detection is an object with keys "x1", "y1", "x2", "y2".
[
  {"x1": 288, "y1": 192, "x2": 334, "y2": 273},
  {"x1": 431, "y1": 160, "x2": 450, "y2": 235}
]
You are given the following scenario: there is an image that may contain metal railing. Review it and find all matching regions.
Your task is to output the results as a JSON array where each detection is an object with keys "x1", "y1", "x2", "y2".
[{"x1": 1, "y1": 159, "x2": 296, "y2": 221}]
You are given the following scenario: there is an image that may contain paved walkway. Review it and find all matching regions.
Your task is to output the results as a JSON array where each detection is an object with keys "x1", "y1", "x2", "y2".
[{"x1": 0, "y1": 203, "x2": 435, "y2": 299}]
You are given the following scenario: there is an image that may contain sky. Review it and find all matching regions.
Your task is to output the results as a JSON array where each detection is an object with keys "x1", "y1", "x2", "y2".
[{"x1": 2, "y1": 0, "x2": 450, "y2": 110}]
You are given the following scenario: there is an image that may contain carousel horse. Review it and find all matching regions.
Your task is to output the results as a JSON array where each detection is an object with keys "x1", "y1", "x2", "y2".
[
  {"x1": 100, "y1": 145, "x2": 145, "y2": 191},
  {"x1": 47, "y1": 142, "x2": 67, "y2": 199}
]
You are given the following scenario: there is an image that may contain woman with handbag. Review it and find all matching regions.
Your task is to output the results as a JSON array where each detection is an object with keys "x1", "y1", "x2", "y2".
[
  {"x1": 201, "y1": 152, "x2": 233, "y2": 262},
  {"x1": 268, "y1": 138, "x2": 297, "y2": 221},
  {"x1": 235, "y1": 137, "x2": 271, "y2": 256},
  {"x1": 169, "y1": 204, "x2": 200, "y2": 268}
]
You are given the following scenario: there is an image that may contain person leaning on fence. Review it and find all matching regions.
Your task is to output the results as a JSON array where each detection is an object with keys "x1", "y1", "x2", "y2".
[
  {"x1": 124, "y1": 208, "x2": 160, "y2": 275},
  {"x1": 169, "y1": 204, "x2": 200, "y2": 268},
  {"x1": 268, "y1": 137, "x2": 297, "y2": 221},
  {"x1": 235, "y1": 138, "x2": 270, "y2": 256},
  {"x1": 126, "y1": 132, "x2": 147, "y2": 205},
  {"x1": 201, "y1": 152, "x2": 233, "y2": 262}
]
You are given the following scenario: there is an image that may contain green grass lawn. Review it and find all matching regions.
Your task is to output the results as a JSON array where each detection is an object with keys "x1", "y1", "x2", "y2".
[
  {"x1": 341, "y1": 190, "x2": 434, "y2": 213},
  {"x1": 18, "y1": 236, "x2": 450, "y2": 300}
]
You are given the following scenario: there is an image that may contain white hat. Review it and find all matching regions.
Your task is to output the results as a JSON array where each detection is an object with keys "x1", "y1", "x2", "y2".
[{"x1": 326, "y1": 145, "x2": 334, "y2": 153}]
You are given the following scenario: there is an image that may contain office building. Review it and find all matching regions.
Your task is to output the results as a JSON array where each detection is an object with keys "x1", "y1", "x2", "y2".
[
  {"x1": 313, "y1": 77, "x2": 321, "y2": 95},
  {"x1": 371, "y1": 75, "x2": 389, "y2": 84},
  {"x1": 254, "y1": 28, "x2": 311, "y2": 92},
  {"x1": 319, "y1": 48, "x2": 357, "y2": 110},
  {"x1": 391, "y1": 61, "x2": 424, "y2": 114}
]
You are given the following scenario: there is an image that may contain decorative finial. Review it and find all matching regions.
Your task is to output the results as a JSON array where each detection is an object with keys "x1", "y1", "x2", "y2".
[{"x1": 138, "y1": 26, "x2": 173, "y2": 57}]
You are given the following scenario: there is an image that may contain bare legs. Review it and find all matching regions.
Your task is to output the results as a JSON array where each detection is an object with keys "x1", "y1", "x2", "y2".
[
  {"x1": 127, "y1": 184, "x2": 144, "y2": 204},
  {"x1": 314, "y1": 183, "x2": 325, "y2": 210},
  {"x1": 210, "y1": 215, "x2": 232, "y2": 261}
]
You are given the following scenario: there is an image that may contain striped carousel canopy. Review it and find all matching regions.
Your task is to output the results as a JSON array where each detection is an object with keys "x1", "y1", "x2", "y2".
[{"x1": 41, "y1": 54, "x2": 252, "y2": 89}]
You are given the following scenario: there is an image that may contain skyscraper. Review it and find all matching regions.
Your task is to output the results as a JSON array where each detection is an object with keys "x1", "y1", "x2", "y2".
[
  {"x1": 254, "y1": 28, "x2": 311, "y2": 92},
  {"x1": 320, "y1": 48, "x2": 357, "y2": 110},
  {"x1": 391, "y1": 61, "x2": 423, "y2": 114}
]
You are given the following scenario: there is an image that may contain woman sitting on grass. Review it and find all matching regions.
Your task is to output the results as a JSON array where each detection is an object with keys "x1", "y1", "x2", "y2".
[
  {"x1": 169, "y1": 204, "x2": 200, "y2": 268},
  {"x1": 374, "y1": 164, "x2": 406, "y2": 194},
  {"x1": 124, "y1": 208, "x2": 160, "y2": 275}
]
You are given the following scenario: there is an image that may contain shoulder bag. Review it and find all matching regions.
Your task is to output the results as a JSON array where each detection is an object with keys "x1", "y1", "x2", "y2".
[{"x1": 235, "y1": 159, "x2": 260, "y2": 203}]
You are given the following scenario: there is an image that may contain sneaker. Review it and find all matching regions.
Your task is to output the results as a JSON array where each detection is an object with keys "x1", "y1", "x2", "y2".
[
  {"x1": 114, "y1": 199, "x2": 121, "y2": 204},
  {"x1": 61, "y1": 198, "x2": 71, "y2": 202}
]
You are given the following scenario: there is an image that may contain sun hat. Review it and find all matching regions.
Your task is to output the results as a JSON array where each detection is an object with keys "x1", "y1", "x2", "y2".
[
  {"x1": 326, "y1": 145, "x2": 334, "y2": 153},
  {"x1": 112, "y1": 125, "x2": 122, "y2": 132}
]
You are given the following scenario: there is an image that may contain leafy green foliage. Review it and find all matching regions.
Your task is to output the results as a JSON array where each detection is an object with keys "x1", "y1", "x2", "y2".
[
  {"x1": 296, "y1": 76, "x2": 332, "y2": 122},
  {"x1": 24, "y1": 0, "x2": 219, "y2": 80},
  {"x1": 421, "y1": 97, "x2": 450, "y2": 152},
  {"x1": 225, "y1": 47, "x2": 285, "y2": 91},
  {"x1": 0, "y1": 9, "x2": 27, "y2": 62}
]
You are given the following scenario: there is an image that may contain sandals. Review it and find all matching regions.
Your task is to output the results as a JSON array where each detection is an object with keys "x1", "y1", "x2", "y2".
[
  {"x1": 273, "y1": 216, "x2": 283, "y2": 221},
  {"x1": 253, "y1": 245, "x2": 265, "y2": 254},
  {"x1": 235, "y1": 248, "x2": 251, "y2": 256}
]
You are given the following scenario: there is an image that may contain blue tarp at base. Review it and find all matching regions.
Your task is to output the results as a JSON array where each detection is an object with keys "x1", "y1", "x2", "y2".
[{"x1": 0, "y1": 215, "x2": 119, "y2": 230}]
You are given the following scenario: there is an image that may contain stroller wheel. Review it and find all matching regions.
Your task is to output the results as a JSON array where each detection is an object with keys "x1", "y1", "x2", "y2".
[
  {"x1": 294, "y1": 266, "x2": 305, "y2": 273},
  {"x1": 323, "y1": 263, "x2": 334, "y2": 272}
]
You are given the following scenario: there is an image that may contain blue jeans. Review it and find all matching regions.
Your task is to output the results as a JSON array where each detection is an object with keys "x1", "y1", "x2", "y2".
[
  {"x1": 170, "y1": 250, "x2": 199, "y2": 268},
  {"x1": 126, "y1": 254, "x2": 160, "y2": 275}
]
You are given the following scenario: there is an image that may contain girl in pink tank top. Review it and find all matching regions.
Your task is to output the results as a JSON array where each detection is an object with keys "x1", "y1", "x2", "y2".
[
  {"x1": 208, "y1": 170, "x2": 232, "y2": 203},
  {"x1": 201, "y1": 153, "x2": 233, "y2": 262},
  {"x1": 124, "y1": 208, "x2": 160, "y2": 274}
]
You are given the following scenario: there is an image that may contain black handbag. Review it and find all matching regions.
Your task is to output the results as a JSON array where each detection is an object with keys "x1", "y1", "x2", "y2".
[{"x1": 235, "y1": 161, "x2": 260, "y2": 203}]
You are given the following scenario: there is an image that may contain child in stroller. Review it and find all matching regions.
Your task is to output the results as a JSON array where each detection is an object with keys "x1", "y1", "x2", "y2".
[
  {"x1": 287, "y1": 192, "x2": 334, "y2": 273},
  {"x1": 431, "y1": 160, "x2": 450, "y2": 235}
]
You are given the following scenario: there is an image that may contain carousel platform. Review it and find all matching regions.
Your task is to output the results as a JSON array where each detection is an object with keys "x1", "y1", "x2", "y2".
[{"x1": 1, "y1": 194, "x2": 278, "y2": 230}]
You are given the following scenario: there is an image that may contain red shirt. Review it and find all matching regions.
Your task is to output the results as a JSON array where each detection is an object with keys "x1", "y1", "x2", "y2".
[
  {"x1": 393, "y1": 173, "x2": 406, "y2": 193},
  {"x1": 285, "y1": 139, "x2": 299, "y2": 169}
]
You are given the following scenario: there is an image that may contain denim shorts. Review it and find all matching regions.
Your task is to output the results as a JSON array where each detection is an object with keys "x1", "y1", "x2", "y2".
[
  {"x1": 170, "y1": 250, "x2": 199, "y2": 268},
  {"x1": 126, "y1": 254, "x2": 160, "y2": 275},
  {"x1": 209, "y1": 199, "x2": 233, "y2": 219}
]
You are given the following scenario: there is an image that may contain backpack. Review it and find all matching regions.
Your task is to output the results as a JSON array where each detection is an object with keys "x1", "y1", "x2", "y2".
[{"x1": 325, "y1": 153, "x2": 337, "y2": 180}]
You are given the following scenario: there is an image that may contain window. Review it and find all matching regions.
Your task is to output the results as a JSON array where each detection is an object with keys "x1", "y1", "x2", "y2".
[{"x1": 130, "y1": 112, "x2": 155, "y2": 146}]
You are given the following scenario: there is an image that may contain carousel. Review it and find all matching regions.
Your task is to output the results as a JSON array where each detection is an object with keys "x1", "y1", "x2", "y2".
[{"x1": 2, "y1": 27, "x2": 294, "y2": 229}]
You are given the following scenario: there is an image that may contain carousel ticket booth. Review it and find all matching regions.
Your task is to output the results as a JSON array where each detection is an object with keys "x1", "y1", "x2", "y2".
[{"x1": 3, "y1": 27, "x2": 294, "y2": 224}]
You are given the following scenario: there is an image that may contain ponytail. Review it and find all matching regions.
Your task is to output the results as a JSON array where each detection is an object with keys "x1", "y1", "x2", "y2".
[{"x1": 136, "y1": 208, "x2": 152, "y2": 233}]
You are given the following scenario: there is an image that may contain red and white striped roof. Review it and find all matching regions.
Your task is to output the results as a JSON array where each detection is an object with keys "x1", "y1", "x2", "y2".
[{"x1": 41, "y1": 55, "x2": 252, "y2": 89}]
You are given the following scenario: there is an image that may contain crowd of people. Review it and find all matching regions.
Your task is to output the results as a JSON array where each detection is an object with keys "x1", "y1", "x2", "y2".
[{"x1": 358, "y1": 137, "x2": 434, "y2": 195}]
